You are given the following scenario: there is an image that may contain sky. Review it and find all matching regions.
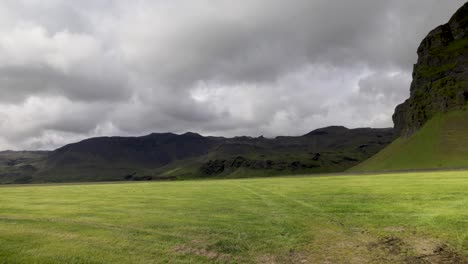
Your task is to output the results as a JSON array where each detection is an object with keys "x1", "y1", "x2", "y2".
[{"x1": 0, "y1": 0, "x2": 465, "y2": 150}]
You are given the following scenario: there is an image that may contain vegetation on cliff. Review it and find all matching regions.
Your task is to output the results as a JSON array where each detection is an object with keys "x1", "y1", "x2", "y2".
[{"x1": 393, "y1": 3, "x2": 468, "y2": 137}]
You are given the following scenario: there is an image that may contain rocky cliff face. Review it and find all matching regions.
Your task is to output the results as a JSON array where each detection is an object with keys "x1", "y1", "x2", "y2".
[{"x1": 393, "y1": 3, "x2": 468, "y2": 137}]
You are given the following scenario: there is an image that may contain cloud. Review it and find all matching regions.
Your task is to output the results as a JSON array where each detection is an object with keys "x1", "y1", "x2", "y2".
[
  {"x1": 0, "y1": 0, "x2": 465, "y2": 149},
  {"x1": 0, "y1": 24, "x2": 130, "y2": 103}
]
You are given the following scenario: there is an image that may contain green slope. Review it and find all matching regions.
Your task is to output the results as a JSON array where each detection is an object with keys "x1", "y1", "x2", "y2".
[{"x1": 351, "y1": 109, "x2": 468, "y2": 172}]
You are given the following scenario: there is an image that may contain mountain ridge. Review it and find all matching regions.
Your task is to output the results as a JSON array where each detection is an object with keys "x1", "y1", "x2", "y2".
[{"x1": 0, "y1": 126, "x2": 393, "y2": 184}]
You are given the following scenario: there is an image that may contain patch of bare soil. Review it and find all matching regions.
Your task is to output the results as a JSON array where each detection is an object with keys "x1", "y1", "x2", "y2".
[
  {"x1": 383, "y1": 226, "x2": 406, "y2": 233},
  {"x1": 405, "y1": 243, "x2": 467, "y2": 264},
  {"x1": 256, "y1": 250, "x2": 309, "y2": 264},
  {"x1": 367, "y1": 236, "x2": 467, "y2": 264},
  {"x1": 368, "y1": 236, "x2": 407, "y2": 255},
  {"x1": 172, "y1": 244, "x2": 231, "y2": 262}
]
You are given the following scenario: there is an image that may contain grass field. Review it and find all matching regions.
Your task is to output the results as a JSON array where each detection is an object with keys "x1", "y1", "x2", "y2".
[
  {"x1": 351, "y1": 110, "x2": 468, "y2": 172},
  {"x1": 0, "y1": 172, "x2": 467, "y2": 263}
]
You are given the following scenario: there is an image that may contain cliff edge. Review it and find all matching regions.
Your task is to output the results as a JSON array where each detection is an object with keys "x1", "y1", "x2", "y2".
[{"x1": 393, "y1": 3, "x2": 468, "y2": 136}]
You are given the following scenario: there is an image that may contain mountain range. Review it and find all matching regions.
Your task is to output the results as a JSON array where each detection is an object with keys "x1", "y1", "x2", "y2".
[{"x1": 0, "y1": 126, "x2": 393, "y2": 184}]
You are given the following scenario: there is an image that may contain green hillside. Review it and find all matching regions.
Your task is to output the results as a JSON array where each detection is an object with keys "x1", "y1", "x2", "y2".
[{"x1": 351, "y1": 109, "x2": 468, "y2": 172}]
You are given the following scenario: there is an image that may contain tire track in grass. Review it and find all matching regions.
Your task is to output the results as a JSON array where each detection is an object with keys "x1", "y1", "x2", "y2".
[
  {"x1": 229, "y1": 182, "x2": 290, "y2": 230},
  {"x1": 249, "y1": 185, "x2": 468, "y2": 263},
  {"x1": 0, "y1": 216, "x2": 187, "y2": 263},
  {"x1": 245, "y1": 184, "x2": 326, "y2": 216},
  {"x1": 249, "y1": 185, "x2": 449, "y2": 218},
  {"x1": 231, "y1": 183, "x2": 277, "y2": 209},
  {"x1": 232, "y1": 183, "x2": 379, "y2": 263},
  {"x1": 0, "y1": 215, "x2": 187, "y2": 240}
]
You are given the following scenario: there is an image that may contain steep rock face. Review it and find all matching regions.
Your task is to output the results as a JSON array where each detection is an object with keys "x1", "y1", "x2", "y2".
[{"x1": 393, "y1": 3, "x2": 468, "y2": 136}]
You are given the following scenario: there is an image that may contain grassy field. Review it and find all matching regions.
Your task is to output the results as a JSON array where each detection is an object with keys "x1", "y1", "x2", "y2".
[
  {"x1": 351, "y1": 110, "x2": 468, "y2": 172},
  {"x1": 0, "y1": 172, "x2": 467, "y2": 263}
]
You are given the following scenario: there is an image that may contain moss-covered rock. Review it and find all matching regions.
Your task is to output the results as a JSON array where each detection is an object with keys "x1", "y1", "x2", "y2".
[{"x1": 393, "y1": 3, "x2": 468, "y2": 137}]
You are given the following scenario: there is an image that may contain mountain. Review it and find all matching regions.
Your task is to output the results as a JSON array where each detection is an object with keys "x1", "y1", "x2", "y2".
[
  {"x1": 194, "y1": 127, "x2": 393, "y2": 178},
  {"x1": 0, "y1": 126, "x2": 393, "y2": 184},
  {"x1": 393, "y1": 2, "x2": 468, "y2": 137},
  {"x1": 352, "y1": 3, "x2": 468, "y2": 172},
  {"x1": 0, "y1": 151, "x2": 49, "y2": 184}
]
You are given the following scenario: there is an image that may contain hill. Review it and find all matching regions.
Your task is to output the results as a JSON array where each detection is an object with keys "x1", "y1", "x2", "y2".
[
  {"x1": 352, "y1": 2, "x2": 468, "y2": 172},
  {"x1": 351, "y1": 109, "x2": 468, "y2": 172},
  {"x1": 0, "y1": 126, "x2": 393, "y2": 184},
  {"x1": 0, "y1": 151, "x2": 49, "y2": 184}
]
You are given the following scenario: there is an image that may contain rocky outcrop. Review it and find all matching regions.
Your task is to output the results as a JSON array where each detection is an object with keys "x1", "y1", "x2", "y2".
[
  {"x1": 200, "y1": 156, "x2": 320, "y2": 176},
  {"x1": 393, "y1": 3, "x2": 468, "y2": 137}
]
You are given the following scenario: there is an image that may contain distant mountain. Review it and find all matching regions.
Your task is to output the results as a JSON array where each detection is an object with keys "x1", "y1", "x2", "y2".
[
  {"x1": 0, "y1": 126, "x2": 393, "y2": 184},
  {"x1": 48, "y1": 132, "x2": 218, "y2": 169},
  {"x1": 0, "y1": 151, "x2": 49, "y2": 184},
  {"x1": 353, "y1": 2, "x2": 468, "y2": 172}
]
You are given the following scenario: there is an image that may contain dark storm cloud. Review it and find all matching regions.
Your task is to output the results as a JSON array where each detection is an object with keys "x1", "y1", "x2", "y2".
[
  {"x1": 123, "y1": 0, "x2": 462, "y2": 87},
  {"x1": 0, "y1": 0, "x2": 465, "y2": 149},
  {"x1": 123, "y1": 0, "x2": 390, "y2": 87},
  {"x1": 0, "y1": 66, "x2": 130, "y2": 103}
]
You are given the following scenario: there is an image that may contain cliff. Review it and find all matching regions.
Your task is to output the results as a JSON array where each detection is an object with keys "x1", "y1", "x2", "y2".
[{"x1": 393, "y1": 3, "x2": 468, "y2": 136}]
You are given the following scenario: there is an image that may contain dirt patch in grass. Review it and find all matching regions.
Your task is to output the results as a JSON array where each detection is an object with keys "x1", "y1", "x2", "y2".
[
  {"x1": 256, "y1": 250, "x2": 308, "y2": 264},
  {"x1": 172, "y1": 244, "x2": 231, "y2": 262},
  {"x1": 367, "y1": 235, "x2": 467, "y2": 264},
  {"x1": 405, "y1": 243, "x2": 467, "y2": 264},
  {"x1": 368, "y1": 236, "x2": 407, "y2": 256},
  {"x1": 383, "y1": 226, "x2": 406, "y2": 233}
]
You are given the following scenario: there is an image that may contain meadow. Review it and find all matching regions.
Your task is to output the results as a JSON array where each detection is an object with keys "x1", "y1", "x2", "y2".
[{"x1": 0, "y1": 171, "x2": 467, "y2": 263}]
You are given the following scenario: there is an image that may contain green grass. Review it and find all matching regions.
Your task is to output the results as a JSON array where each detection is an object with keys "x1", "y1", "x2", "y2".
[
  {"x1": 417, "y1": 63, "x2": 457, "y2": 78},
  {"x1": 351, "y1": 109, "x2": 468, "y2": 172},
  {"x1": 445, "y1": 38, "x2": 468, "y2": 53},
  {"x1": 0, "y1": 171, "x2": 467, "y2": 263},
  {"x1": 428, "y1": 36, "x2": 468, "y2": 56}
]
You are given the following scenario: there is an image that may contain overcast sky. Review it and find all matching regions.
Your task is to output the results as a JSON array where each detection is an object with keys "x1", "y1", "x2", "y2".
[{"x1": 0, "y1": 0, "x2": 465, "y2": 150}]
